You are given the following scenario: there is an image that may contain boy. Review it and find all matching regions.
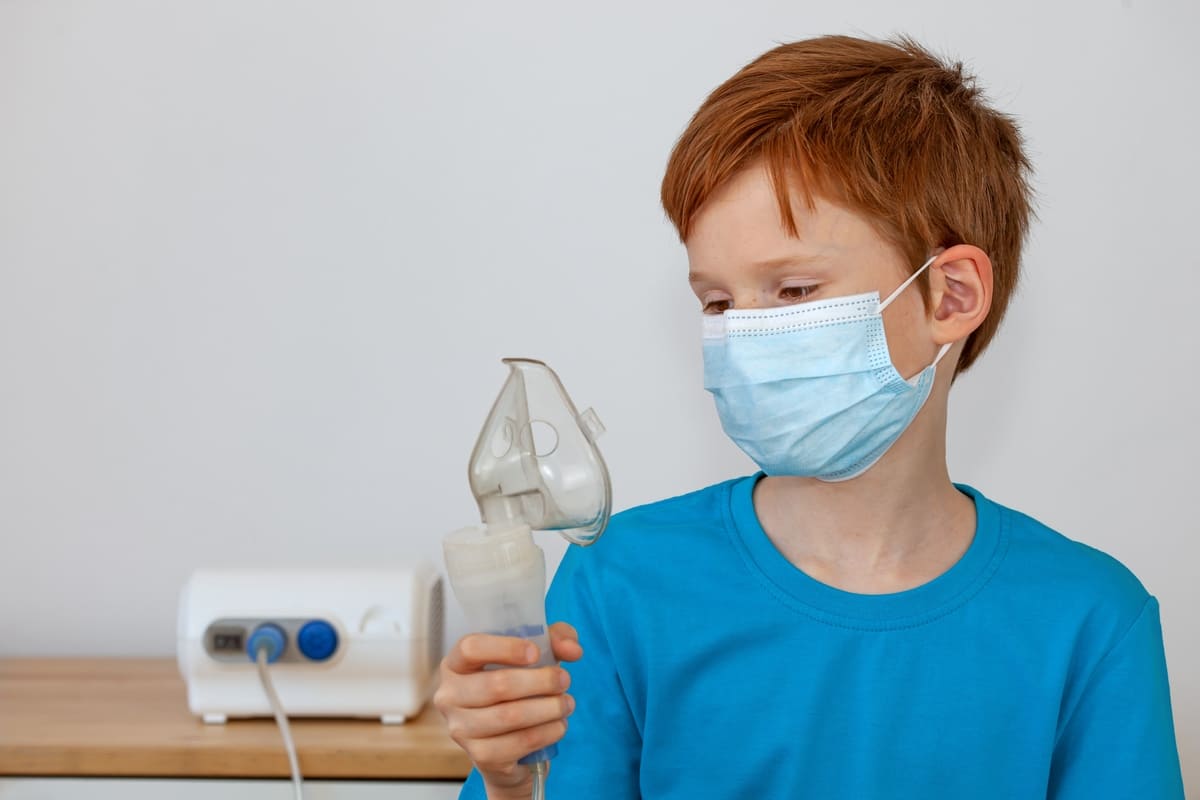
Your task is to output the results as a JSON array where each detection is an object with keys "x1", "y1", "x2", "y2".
[{"x1": 434, "y1": 34, "x2": 1185, "y2": 799}]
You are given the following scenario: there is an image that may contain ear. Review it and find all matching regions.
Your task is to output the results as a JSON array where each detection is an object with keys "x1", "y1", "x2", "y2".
[{"x1": 929, "y1": 244, "x2": 992, "y2": 348}]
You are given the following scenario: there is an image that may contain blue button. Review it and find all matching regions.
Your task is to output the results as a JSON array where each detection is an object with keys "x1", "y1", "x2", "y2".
[
  {"x1": 246, "y1": 623, "x2": 287, "y2": 663},
  {"x1": 297, "y1": 620, "x2": 339, "y2": 661}
]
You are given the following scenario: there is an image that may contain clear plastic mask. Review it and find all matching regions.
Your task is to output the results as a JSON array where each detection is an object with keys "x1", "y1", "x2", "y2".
[{"x1": 468, "y1": 358, "x2": 612, "y2": 546}]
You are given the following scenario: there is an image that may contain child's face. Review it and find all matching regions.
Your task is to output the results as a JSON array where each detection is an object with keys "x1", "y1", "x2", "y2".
[{"x1": 685, "y1": 162, "x2": 940, "y2": 380}]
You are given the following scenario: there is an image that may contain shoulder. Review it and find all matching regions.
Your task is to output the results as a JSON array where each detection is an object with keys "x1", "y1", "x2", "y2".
[
  {"x1": 555, "y1": 475, "x2": 750, "y2": 580},
  {"x1": 976, "y1": 486, "x2": 1152, "y2": 636},
  {"x1": 608, "y1": 476, "x2": 745, "y2": 532}
]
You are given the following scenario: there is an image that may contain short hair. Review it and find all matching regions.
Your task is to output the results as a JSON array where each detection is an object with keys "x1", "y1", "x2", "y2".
[{"x1": 661, "y1": 34, "x2": 1034, "y2": 373}]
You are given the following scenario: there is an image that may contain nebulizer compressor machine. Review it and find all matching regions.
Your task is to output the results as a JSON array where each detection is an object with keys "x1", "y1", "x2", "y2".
[{"x1": 444, "y1": 358, "x2": 613, "y2": 800}]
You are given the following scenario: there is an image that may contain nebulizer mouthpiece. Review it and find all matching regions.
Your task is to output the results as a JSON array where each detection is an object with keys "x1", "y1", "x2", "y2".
[{"x1": 443, "y1": 359, "x2": 612, "y2": 785}]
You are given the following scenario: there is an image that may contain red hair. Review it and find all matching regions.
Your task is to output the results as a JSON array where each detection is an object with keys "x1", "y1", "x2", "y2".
[{"x1": 661, "y1": 35, "x2": 1034, "y2": 372}]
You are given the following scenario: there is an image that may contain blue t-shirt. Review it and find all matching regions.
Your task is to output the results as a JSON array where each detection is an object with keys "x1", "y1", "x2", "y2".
[{"x1": 460, "y1": 476, "x2": 1185, "y2": 798}]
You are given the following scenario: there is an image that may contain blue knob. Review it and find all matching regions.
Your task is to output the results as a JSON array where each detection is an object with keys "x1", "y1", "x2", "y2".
[
  {"x1": 247, "y1": 623, "x2": 287, "y2": 663},
  {"x1": 297, "y1": 620, "x2": 339, "y2": 661}
]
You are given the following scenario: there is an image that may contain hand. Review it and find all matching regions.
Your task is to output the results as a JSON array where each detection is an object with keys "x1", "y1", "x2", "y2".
[{"x1": 434, "y1": 622, "x2": 583, "y2": 799}]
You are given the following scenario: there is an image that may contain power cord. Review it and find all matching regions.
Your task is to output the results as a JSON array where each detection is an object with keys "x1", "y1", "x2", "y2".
[{"x1": 255, "y1": 645, "x2": 304, "y2": 800}]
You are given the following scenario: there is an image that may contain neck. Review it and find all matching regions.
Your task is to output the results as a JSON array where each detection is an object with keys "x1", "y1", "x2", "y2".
[{"x1": 752, "y1": 389, "x2": 976, "y2": 594}]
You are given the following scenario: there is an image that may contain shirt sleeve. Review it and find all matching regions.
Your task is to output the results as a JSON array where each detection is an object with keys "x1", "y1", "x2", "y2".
[
  {"x1": 458, "y1": 542, "x2": 642, "y2": 799},
  {"x1": 1048, "y1": 596, "x2": 1186, "y2": 799}
]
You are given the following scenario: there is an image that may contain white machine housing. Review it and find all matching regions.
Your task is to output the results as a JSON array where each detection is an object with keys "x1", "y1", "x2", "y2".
[{"x1": 177, "y1": 565, "x2": 444, "y2": 724}]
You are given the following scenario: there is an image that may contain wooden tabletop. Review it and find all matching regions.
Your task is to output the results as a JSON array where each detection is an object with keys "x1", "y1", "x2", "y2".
[{"x1": 0, "y1": 659, "x2": 472, "y2": 780}]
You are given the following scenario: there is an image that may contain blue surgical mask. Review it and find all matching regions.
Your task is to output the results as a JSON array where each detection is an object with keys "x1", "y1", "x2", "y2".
[{"x1": 702, "y1": 256, "x2": 952, "y2": 481}]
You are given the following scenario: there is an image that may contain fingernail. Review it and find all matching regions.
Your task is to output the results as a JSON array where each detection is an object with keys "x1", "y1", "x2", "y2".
[
  {"x1": 525, "y1": 643, "x2": 538, "y2": 663},
  {"x1": 565, "y1": 695, "x2": 575, "y2": 714},
  {"x1": 558, "y1": 669, "x2": 570, "y2": 689}
]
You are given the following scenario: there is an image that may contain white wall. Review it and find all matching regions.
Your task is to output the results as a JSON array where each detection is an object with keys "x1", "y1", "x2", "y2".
[{"x1": 1, "y1": 0, "x2": 1196, "y2": 786}]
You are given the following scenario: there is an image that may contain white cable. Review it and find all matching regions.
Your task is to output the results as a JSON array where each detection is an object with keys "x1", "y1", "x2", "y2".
[
  {"x1": 531, "y1": 760, "x2": 548, "y2": 800},
  {"x1": 255, "y1": 647, "x2": 304, "y2": 800}
]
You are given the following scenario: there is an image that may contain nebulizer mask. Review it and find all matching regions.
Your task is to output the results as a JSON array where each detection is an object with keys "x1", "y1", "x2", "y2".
[{"x1": 443, "y1": 358, "x2": 612, "y2": 799}]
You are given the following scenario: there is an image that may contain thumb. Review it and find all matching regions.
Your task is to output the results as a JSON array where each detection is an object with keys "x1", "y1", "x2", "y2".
[{"x1": 549, "y1": 621, "x2": 583, "y2": 662}]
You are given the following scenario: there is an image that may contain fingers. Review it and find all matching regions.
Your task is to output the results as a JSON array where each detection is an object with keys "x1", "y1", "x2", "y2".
[
  {"x1": 432, "y1": 630, "x2": 580, "y2": 791},
  {"x1": 444, "y1": 633, "x2": 539, "y2": 674},
  {"x1": 443, "y1": 628, "x2": 582, "y2": 676},
  {"x1": 549, "y1": 621, "x2": 579, "y2": 642},
  {"x1": 440, "y1": 664, "x2": 570, "y2": 709},
  {"x1": 450, "y1": 693, "x2": 576, "y2": 740},
  {"x1": 467, "y1": 719, "x2": 571, "y2": 773},
  {"x1": 549, "y1": 622, "x2": 583, "y2": 662}
]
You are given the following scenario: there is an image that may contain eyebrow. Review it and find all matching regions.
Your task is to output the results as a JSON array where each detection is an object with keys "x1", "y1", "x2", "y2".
[{"x1": 688, "y1": 254, "x2": 830, "y2": 284}]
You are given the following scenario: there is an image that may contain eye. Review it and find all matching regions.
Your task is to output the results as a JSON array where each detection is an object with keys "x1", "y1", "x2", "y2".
[
  {"x1": 702, "y1": 298, "x2": 733, "y2": 315},
  {"x1": 779, "y1": 284, "x2": 817, "y2": 303},
  {"x1": 700, "y1": 291, "x2": 734, "y2": 315}
]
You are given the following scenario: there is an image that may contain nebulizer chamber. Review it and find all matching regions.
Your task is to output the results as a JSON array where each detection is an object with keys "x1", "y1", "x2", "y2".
[{"x1": 443, "y1": 358, "x2": 612, "y2": 785}]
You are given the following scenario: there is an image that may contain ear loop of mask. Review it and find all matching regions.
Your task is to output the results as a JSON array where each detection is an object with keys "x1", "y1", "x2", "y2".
[{"x1": 876, "y1": 254, "x2": 953, "y2": 369}]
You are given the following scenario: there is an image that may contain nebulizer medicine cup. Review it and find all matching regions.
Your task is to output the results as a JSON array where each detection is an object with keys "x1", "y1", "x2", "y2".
[{"x1": 444, "y1": 522, "x2": 558, "y2": 763}]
